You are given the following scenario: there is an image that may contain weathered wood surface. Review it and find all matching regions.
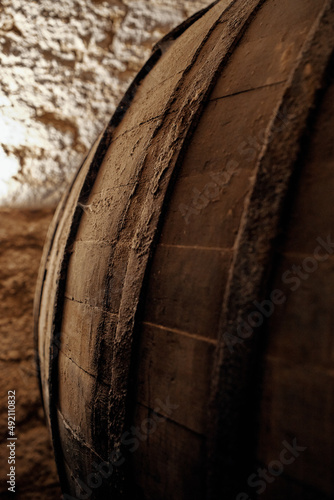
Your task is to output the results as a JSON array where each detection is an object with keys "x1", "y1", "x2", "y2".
[{"x1": 34, "y1": 0, "x2": 334, "y2": 498}]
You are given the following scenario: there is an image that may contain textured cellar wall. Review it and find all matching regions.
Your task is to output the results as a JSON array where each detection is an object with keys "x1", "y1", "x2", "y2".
[
  {"x1": 0, "y1": 208, "x2": 61, "y2": 499},
  {"x1": 0, "y1": 0, "x2": 211, "y2": 206}
]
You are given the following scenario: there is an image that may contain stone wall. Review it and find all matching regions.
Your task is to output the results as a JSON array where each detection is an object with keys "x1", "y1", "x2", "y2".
[{"x1": 0, "y1": 0, "x2": 210, "y2": 206}]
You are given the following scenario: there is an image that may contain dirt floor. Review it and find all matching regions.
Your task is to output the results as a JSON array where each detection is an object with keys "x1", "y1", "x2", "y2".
[{"x1": 0, "y1": 208, "x2": 62, "y2": 499}]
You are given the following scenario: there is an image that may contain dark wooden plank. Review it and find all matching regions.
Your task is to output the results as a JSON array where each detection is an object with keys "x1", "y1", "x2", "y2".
[
  {"x1": 263, "y1": 256, "x2": 334, "y2": 368},
  {"x1": 132, "y1": 403, "x2": 206, "y2": 500},
  {"x1": 57, "y1": 351, "x2": 110, "y2": 460},
  {"x1": 211, "y1": 0, "x2": 324, "y2": 98},
  {"x1": 258, "y1": 357, "x2": 334, "y2": 496},
  {"x1": 144, "y1": 245, "x2": 232, "y2": 340},
  {"x1": 160, "y1": 84, "x2": 285, "y2": 249},
  {"x1": 135, "y1": 322, "x2": 216, "y2": 435},
  {"x1": 60, "y1": 297, "x2": 117, "y2": 384}
]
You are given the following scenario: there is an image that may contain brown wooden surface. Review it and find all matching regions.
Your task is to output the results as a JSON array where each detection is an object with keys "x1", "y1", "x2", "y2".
[
  {"x1": 34, "y1": 0, "x2": 334, "y2": 498},
  {"x1": 257, "y1": 67, "x2": 334, "y2": 499}
]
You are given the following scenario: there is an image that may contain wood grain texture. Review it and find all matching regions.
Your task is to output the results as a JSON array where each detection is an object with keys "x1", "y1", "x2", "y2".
[
  {"x1": 257, "y1": 59, "x2": 334, "y2": 500},
  {"x1": 206, "y1": 0, "x2": 334, "y2": 496},
  {"x1": 34, "y1": 0, "x2": 334, "y2": 498}
]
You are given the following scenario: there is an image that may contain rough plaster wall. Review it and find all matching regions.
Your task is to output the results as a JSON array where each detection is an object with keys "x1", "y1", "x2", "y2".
[
  {"x1": 0, "y1": 0, "x2": 211, "y2": 206},
  {"x1": 0, "y1": 208, "x2": 61, "y2": 499}
]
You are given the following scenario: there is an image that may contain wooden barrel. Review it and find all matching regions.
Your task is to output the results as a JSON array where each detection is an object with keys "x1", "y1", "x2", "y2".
[{"x1": 34, "y1": 0, "x2": 334, "y2": 499}]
